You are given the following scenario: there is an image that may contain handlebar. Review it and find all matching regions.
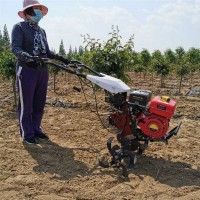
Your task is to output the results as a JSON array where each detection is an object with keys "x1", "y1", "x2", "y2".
[{"x1": 31, "y1": 56, "x2": 103, "y2": 78}]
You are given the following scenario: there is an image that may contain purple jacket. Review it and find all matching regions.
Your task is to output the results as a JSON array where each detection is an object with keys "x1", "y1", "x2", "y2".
[{"x1": 11, "y1": 21, "x2": 60, "y2": 69}]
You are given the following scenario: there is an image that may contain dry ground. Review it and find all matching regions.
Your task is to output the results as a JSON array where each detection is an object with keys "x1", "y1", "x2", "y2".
[{"x1": 0, "y1": 72, "x2": 199, "y2": 200}]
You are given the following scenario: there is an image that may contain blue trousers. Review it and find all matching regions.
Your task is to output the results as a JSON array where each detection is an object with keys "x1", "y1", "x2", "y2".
[{"x1": 16, "y1": 66, "x2": 49, "y2": 139}]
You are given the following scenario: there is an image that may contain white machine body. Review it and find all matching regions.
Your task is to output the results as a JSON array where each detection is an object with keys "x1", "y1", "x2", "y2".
[{"x1": 86, "y1": 73, "x2": 131, "y2": 94}]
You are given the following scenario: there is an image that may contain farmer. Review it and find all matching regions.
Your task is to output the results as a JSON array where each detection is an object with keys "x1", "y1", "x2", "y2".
[{"x1": 11, "y1": 0, "x2": 69, "y2": 144}]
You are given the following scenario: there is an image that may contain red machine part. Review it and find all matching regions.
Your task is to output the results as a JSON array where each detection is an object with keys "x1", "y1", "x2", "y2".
[
  {"x1": 138, "y1": 113, "x2": 169, "y2": 139},
  {"x1": 150, "y1": 96, "x2": 176, "y2": 118},
  {"x1": 110, "y1": 109, "x2": 170, "y2": 139},
  {"x1": 109, "y1": 110, "x2": 132, "y2": 138}
]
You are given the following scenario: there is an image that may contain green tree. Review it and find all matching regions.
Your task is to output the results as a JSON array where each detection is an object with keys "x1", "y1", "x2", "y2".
[
  {"x1": 75, "y1": 45, "x2": 84, "y2": 61},
  {"x1": 185, "y1": 47, "x2": 200, "y2": 85},
  {"x1": 0, "y1": 29, "x2": 4, "y2": 52},
  {"x1": 152, "y1": 50, "x2": 164, "y2": 64},
  {"x1": 154, "y1": 63, "x2": 170, "y2": 87},
  {"x1": 175, "y1": 46, "x2": 185, "y2": 63},
  {"x1": 0, "y1": 29, "x2": 2, "y2": 39},
  {"x1": 0, "y1": 25, "x2": 17, "y2": 105},
  {"x1": 130, "y1": 50, "x2": 139, "y2": 67},
  {"x1": 74, "y1": 47, "x2": 78, "y2": 55},
  {"x1": 175, "y1": 47, "x2": 187, "y2": 93},
  {"x1": 177, "y1": 65, "x2": 189, "y2": 94},
  {"x1": 3, "y1": 24, "x2": 10, "y2": 48},
  {"x1": 59, "y1": 40, "x2": 66, "y2": 56},
  {"x1": 164, "y1": 49, "x2": 176, "y2": 64},
  {"x1": 152, "y1": 50, "x2": 169, "y2": 87},
  {"x1": 139, "y1": 48, "x2": 151, "y2": 79},
  {"x1": 51, "y1": 40, "x2": 67, "y2": 92},
  {"x1": 164, "y1": 49, "x2": 176, "y2": 81},
  {"x1": 48, "y1": 48, "x2": 60, "y2": 92},
  {"x1": 67, "y1": 45, "x2": 73, "y2": 60},
  {"x1": 78, "y1": 46, "x2": 84, "y2": 55},
  {"x1": 0, "y1": 49, "x2": 17, "y2": 106},
  {"x1": 134, "y1": 65, "x2": 144, "y2": 79},
  {"x1": 83, "y1": 26, "x2": 134, "y2": 83}
]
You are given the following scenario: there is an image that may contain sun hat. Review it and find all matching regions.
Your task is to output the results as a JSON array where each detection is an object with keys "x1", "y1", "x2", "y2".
[{"x1": 18, "y1": 0, "x2": 48, "y2": 19}]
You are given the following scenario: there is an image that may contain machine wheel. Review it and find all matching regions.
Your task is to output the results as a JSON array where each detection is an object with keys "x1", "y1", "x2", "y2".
[
  {"x1": 118, "y1": 162, "x2": 128, "y2": 177},
  {"x1": 98, "y1": 153, "x2": 110, "y2": 168},
  {"x1": 137, "y1": 141, "x2": 149, "y2": 155},
  {"x1": 121, "y1": 150, "x2": 137, "y2": 171},
  {"x1": 111, "y1": 144, "x2": 120, "y2": 154}
]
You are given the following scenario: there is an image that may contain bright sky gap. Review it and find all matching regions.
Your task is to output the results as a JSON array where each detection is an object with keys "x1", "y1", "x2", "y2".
[{"x1": 0, "y1": 0, "x2": 199, "y2": 53}]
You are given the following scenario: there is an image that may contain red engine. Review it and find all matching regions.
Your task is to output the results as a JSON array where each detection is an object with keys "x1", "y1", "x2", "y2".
[
  {"x1": 138, "y1": 113, "x2": 169, "y2": 138},
  {"x1": 102, "y1": 90, "x2": 181, "y2": 176},
  {"x1": 137, "y1": 96, "x2": 176, "y2": 138},
  {"x1": 109, "y1": 91, "x2": 177, "y2": 140}
]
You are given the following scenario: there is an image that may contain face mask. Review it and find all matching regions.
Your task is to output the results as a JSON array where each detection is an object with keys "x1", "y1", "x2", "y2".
[{"x1": 29, "y1": 9, "x2": 43, "y2": 23}]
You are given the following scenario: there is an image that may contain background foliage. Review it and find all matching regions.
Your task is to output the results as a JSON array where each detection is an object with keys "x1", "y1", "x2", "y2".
[{"x1": 0, "y1": 24, "x2": 200, "y2": 102}]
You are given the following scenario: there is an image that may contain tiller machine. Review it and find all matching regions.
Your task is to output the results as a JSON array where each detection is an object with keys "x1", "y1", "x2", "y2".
[{"x1": 34, "y1": 57, "x2": 182, "y2": 177}]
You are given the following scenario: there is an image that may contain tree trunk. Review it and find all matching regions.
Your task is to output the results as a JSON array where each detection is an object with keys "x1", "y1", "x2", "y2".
[
  {"x1": 53, "y1": 72, "x2": 56, "y2": 93},
  {"x1": 12, "y1": 76, "x2": 17, "y2": 107},
  {"x1": 160, "y1": 75, "x2": 163, "y2": 87},
  {"x1": 65, "y1": 71, "x2": 67, "y2": 81},
  {"x1": 190, "y1": 71, "x2": 193, "y2": 86},
  {"x1": 151, "y1": 72, "x2": 154, "y2": 84},
  {"x1": 143, "y1": 72, "x2": 146, "y2": 80},
  {"x1": 178, "y1": 75, "x2": 183, "y2": 94}
]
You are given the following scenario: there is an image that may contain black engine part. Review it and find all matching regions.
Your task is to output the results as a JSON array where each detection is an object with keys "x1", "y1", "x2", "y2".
[
  {"x1": 129, "y1": 90, "x2": 152, "y2": 107},
  {"x1": 105, "y1": 92, "x2": 127, "y2": 108}
]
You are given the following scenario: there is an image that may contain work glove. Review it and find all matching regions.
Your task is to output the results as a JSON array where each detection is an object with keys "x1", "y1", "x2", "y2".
[
  {"x1": 59, "y1": 56, "x2": 70, "y2": 65},
  {"x1": 20, "y1": 52, "x2": 34, "y2": 63}
]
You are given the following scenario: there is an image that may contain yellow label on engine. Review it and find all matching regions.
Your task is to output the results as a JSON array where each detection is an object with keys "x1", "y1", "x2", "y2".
[
  {"x1": 149, "y1": 124, "x2": 158, "y2": 131},
  {"x1": 161, "y1": 96, "x2": 170, "y2": 102}
]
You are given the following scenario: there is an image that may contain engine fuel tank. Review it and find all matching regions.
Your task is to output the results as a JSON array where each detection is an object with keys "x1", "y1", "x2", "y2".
[{"x1": 149, "y1": 96, "x2": 176, "y2": 118}]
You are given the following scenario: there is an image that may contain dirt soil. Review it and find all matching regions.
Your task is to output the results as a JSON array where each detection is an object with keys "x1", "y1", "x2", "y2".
[{"x1": 0, "y1": 72, "x2": 200, "y2": 200}]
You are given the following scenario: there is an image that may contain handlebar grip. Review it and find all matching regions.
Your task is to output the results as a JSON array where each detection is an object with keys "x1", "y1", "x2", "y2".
[
  {"x1": 31, "y1": 56, "x2": 39, "y2": 61},
  {"x1": 31, "y1": 56, "x2": 49, "y2": 62}
]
